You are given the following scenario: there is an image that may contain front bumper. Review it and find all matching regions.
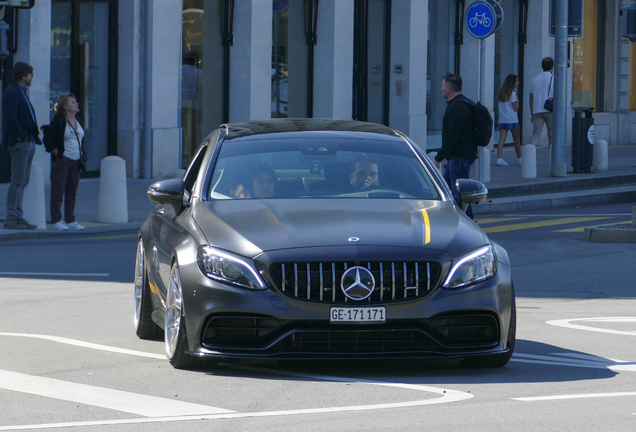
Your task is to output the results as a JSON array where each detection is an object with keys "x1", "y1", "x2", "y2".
[{"x1": 177, "y1": 259, "x2": 514, "y2": 360}]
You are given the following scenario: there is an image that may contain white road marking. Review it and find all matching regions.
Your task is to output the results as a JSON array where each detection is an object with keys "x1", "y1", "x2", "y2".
[
  {"x1": 512, "y1": 352, "x2": 636, "y2": 372},
  {"x1": 0, "y1": 370, "x2": 234, "y2": 418},
  {"x1": 0, "y1": 333, "x2": 473, "y2": 430},
  {"x1": 512, "y1": 392, "x2": 636, "y2": 402},
  {"x1": 0, "y1": 368, "x2": 472, "y2": 431},
  {"x1": 0, "y1": 272, "x2": 110, "y2": 277},
  {"x1": 0, "y1": 333, "x2": 164, "y2": 359},
  {"x1": 547, "y1": 317, "x2": 636, "y2": 337}
]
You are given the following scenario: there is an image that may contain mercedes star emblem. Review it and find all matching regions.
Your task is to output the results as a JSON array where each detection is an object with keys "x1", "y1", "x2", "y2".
[
  {"x1": 341, "y1": 266, "x2": 375, "y2": 301},
  {"x1": 348, "y1": 237, "x2": 360, "y2": 243}
]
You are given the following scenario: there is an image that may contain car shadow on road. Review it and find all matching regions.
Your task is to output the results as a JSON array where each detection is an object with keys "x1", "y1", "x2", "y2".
[{"x1": 196, "y1": 339, "x2": 624, "y2": 386}]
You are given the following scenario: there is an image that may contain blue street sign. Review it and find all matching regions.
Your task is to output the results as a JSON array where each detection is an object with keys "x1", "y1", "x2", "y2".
[
  {"x1": 273, "y1": 0, "x2": 289, "y2": 13},
  {"x1": 466, "y1": 2, "x2": 496, "y2": 39}
]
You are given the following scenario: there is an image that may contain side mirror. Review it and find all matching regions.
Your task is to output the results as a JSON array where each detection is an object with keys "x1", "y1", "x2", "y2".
[
  {"x1": 455, "y1": 179, "x2": 488, "y2": 213},
  {"x1": 147, "y1": 179, "x2": 185, "y2": 205}
]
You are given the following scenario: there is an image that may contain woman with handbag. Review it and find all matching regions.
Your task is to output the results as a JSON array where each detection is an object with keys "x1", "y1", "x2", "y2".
[{"x1": 43, "y1": 94, "x2": 86, "y2": 231}]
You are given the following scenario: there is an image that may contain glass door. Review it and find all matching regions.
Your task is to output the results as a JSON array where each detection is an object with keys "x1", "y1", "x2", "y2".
[{"x1": 50, "y1": 1, "x2": 116, "y2": 175}]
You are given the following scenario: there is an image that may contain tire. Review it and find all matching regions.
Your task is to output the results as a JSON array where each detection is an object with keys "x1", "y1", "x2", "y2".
[
  {"x1": 165, "y1": 261, "x2": 219, "y2": 370},
  {"x1": 134, "y1": 239, "x2": 162, "y2": 340},
  {"x1": 460, "y1": 295, "x2": 516, "y2": 368}
]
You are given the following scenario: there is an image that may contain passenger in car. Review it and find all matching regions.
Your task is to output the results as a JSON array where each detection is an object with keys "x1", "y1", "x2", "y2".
[
  {"x1": 233, "y1": 163, "x2": 277, "y2": 199},
  {"x1": 349, "y1": 154, "x2": 380, "y2": 192}
]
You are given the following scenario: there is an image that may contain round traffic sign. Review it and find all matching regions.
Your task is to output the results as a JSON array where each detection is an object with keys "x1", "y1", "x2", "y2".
[{"x1": 465, "y1": 1, "x2": 496, "y2": 39}]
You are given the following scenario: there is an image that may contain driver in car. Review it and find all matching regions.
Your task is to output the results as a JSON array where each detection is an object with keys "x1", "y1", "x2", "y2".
[{"x1": 349, "y1": 155, "x2": 380, "y2": 192}]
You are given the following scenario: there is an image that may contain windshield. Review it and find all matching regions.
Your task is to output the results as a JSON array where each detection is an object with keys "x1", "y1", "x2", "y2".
[{"x1": 209, "y1": 137, "x2": 440, "y2": 200}]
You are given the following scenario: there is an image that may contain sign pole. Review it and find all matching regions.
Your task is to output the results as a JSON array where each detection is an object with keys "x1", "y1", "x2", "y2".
[
  {"x1": 552, "y1": 0, "x2": 568, "y2": 177},
  {"x1": 465, "y1": 1, "x2": 497, "y2": 184},
  {"x1": 477, "y1": 37, "x2": 489, "y2": 182}
]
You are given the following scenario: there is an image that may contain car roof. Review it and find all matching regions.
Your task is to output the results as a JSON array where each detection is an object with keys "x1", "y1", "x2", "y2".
[{"x1": 222, "y1": 118, "x2": 405, "y2": 142}]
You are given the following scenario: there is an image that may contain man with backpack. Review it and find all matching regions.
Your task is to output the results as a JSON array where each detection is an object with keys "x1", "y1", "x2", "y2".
[{"x1": 433, "y1": 73, "x2": 479, "y2": 219}]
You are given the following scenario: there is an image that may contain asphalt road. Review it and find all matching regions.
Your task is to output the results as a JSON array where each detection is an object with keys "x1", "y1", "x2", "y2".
[{"x1": 1, "y1": 202, "x2": 636, "y2": 431}]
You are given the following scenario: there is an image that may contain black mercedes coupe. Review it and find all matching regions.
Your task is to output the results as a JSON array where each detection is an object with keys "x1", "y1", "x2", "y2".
[{"x1": 134, "y1": 119, "x2": 515, "y2": 369}]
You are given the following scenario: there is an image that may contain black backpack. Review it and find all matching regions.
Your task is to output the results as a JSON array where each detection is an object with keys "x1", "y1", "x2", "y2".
[{"x1": 460, "y1": 99, "x2": 493, "y2": 147}]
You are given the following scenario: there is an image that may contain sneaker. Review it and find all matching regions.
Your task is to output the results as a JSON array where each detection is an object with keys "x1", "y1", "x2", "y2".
[
  {"x1": 18, "y1": 218, "x2": 37, "y2": 230},
  {"x1": 53, "y1": 221, "x2": 69, "y2": 231},
  {"x1": 496, "y1": 158, "x2": 508, "y2": 166},
  {"x1": 518, "y1": 157, "x2": 523, "y2": 164},
  {"x1": 3, "y1": 219, "x2": 27, "y2": 230},
  {"x1": 66, "y1": 221, "x2": 85, "y2": 231}
]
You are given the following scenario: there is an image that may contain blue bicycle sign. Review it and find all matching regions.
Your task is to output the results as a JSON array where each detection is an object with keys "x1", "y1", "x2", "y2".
[
  {"x1": 465, "y1": 2, "x2": 496, "y2": 39},
  {"x1": 469, "y1": 12, "x2": 492, "y2": 28}
]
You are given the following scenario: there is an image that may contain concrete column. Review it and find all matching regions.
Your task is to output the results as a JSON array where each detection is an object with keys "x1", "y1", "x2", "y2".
[
  {"x1": 118, "y1": 0, "x2": 142, "y2": 178},
  {"x1": 389, "y1": 0, "x2": 428, "y2": 150},
  {"x1": 313, "y1": 0, "x2": 354, "y2": 119},
  {"x1": 522, "y1": 0, "x2": 554, "y2": 146},
  {"x1": 14, "y1": 1, "x2": 52, "y2": 182},
  {"x1": 150, "y1": 0, "x2": 181, "y2": 178},
  {"x1": 229, "y1": 0, "x2": 272, "y2": 122}
]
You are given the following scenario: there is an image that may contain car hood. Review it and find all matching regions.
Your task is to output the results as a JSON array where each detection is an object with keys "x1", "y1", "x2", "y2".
[{"x1": 194, "y1": 199, "x2": 487, "y2": 259}]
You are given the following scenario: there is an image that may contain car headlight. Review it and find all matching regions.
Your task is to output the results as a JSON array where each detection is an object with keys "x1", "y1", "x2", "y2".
[
  {"x1": 197, "y1": 246, "x2": 267, "y2": 290},
  {"x1": 443, "y1": 245, "x2": 496, "y2": 289}
]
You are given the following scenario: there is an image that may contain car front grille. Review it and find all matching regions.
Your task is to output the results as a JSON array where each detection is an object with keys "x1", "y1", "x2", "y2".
[
  {"x1": 270, "y1": 261, "x2": 441, "y2": 304},
  {"x1": 427, "y1": 314, "x2": 500, "y2": 346},
  {"x1": 202, "y1": 315, "x2": 285, "y2": 348},
  {"x1": 282, "y1": 329, "x2": 440, "y2": 353}
]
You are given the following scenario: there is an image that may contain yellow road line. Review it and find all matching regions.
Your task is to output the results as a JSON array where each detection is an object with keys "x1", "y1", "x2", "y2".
[
  {"x1": 554, "y1": 220, "x2": 634, "y2": 233},
  {"x1": 476, "y1": 217, "x2": 525, "y2": 225},
  {"x1": 482, "y1": 217, "x2": 614, "y2": 234}
]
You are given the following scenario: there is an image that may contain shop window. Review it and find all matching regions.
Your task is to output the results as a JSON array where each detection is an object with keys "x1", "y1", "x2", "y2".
[
  {"x1": 181, "y1": 0, "x2": 227, "y2": 169},
  {"x1": 630, "y1": 42, "x2": 636, "y2": 110},
  {"x1": 494, "y1": 0, "x2": 522, "y2": 144},
  {"x1": 426, "y1": 0, "x2": 457, "y2": 150},
  {"x1": 272, "y1": 1, "x2": 312, "y2": 118},
  {"x1": 572, "y1": 0, "x2": 599, "y2": 110}
]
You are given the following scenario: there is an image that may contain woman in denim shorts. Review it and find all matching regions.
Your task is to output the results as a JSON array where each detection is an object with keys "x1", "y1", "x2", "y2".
[{"x1": 496, "y1": 74, "x2": 523, "y2": 166}]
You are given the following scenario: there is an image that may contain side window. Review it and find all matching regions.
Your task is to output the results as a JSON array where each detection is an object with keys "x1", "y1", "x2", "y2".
[{"x1": 183, "y1": 143, "x2": 208, "y2": 196}]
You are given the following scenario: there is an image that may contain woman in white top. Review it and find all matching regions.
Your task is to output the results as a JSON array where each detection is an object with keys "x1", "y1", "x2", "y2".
[
  {"x1": 495, "y1": 74, "x2": 523, "y2": 166},
  {"x1": 43, "y1": 94, "x2": 85, "y2": 231}
]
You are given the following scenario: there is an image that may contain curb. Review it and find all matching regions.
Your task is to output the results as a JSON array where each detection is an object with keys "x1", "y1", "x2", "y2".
[
  {"x1": 583, "y1": 225, "x2": 636, "y2": 243},
  {"x1": 0, "y1": 222, "x2": 142, "y2": 242},
  {"x1": 474, "y1": 188, "x2": 636, "y2": 215},
  {"x1": 487, "y1": 174, "x2": 636, "y2": 199}
]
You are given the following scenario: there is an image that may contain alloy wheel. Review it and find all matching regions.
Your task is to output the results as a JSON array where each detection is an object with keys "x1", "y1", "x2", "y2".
[{"x1": 165, "y1": 265, "x2": 183, "y2": 359}]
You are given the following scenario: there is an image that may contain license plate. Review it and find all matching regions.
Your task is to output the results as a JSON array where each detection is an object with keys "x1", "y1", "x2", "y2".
[{"x1": 330, "y1": 307, "x2": 386, "y2": 323}]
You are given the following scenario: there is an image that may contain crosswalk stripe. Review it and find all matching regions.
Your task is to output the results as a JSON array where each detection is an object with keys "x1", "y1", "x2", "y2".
[
  {"x1": 0, "y1": 370, "x2": 234, "y2": 417},
  {"x1": 476, "y1": 217, "x2": 525, "y2": 225},
  {"x1": 553, "y1": 220, "x2": 633, "y2": 233},
  {"x1": 482, "y1": 217, "x2": 614, "y2": 233}
]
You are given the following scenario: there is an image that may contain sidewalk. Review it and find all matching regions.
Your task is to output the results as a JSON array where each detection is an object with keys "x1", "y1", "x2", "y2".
[{"x1": 1, "y1": 145, "x2": 635, "y2": 241}]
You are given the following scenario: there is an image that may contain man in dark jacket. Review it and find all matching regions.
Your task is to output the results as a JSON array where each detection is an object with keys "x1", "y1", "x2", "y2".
[
  {"x1": 433, "y1": 73, "x2": 477, "y2": 218},
  {"x1": 2, "y1": 62, "x2": 41, "y2": 230}
]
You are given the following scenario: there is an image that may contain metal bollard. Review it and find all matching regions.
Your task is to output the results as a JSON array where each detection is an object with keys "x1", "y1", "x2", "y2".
[
  {"x1": 98, "y1": 156, "x2": 128, "y2": 223},
  {"x1": 22, "y1": 163, "x2": 46, "y2": 229},
  {"x1": 593, "y1": 139, "x2": 608, "y2": 171},
  {"x1": 521, "y1": 145, "x2": 537, "y2": 178}
]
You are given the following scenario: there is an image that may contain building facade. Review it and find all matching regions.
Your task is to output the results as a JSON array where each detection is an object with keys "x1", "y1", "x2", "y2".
[{"x1": 1, "y1": 0, "x2": 635, "y2": 182}]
